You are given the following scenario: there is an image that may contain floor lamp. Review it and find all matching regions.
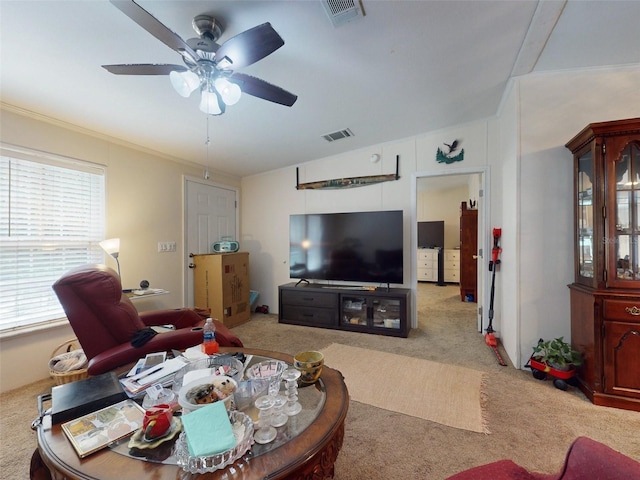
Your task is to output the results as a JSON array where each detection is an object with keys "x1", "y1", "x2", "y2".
[{"x1": 99, "y1": 238, "x2": 121, "y2": 277}]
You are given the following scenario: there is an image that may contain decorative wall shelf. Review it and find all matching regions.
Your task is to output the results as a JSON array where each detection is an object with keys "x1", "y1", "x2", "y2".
[{"x1": 296, "y1": 156, "x2": 399, "y2": 190}]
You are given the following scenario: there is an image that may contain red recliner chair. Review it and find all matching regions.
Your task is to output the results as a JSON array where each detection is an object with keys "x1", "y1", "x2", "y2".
[
  {"x1": 52, "y1": 264, "x2": 243, "y2": 375},
  {"x1": 445, "y1": 436, "x2": 640, "y2": 480}
]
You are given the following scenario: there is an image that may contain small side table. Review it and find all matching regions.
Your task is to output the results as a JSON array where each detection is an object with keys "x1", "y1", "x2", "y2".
[{"x1": 125, "y1": 289, "x2": 169, "y2": 300}]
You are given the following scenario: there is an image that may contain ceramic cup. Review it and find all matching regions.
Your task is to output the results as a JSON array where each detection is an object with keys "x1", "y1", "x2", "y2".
[{"x1": 293, "y1": 351, "x2": 324, "y2": 384}]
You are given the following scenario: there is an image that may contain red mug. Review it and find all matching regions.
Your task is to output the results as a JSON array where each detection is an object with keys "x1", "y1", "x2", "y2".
[{"x1": 143, "y1": 404, "x2": 173, "y2": 440}]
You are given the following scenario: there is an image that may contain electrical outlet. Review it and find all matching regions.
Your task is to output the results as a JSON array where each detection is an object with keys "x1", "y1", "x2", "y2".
[{"x1": 157, "y1": 242, "x2": 176, "y2": 252}]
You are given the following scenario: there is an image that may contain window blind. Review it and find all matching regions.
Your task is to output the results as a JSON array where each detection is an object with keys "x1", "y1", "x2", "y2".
[{"x1": 0, "y1": 146, "x2": 105, "y2": 331}]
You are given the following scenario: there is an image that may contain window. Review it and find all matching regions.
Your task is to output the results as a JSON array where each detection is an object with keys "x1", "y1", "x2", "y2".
[{"x1": 0, "y1": 144, "x2": 105, "y2": 332}]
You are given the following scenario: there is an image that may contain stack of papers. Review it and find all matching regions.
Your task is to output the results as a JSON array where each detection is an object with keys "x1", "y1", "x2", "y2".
[{"x1": 120, "y1": 357, "x2": 187, "y2": 395}]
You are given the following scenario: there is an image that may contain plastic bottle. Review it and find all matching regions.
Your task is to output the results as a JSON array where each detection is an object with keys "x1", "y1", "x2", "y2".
[{"x1": 201, "y1": 317, "x2": 219, "y2": 354}]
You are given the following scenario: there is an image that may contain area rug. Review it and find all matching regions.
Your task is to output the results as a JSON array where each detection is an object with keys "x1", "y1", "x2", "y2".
[{"x1": 320, "y1": 343, "x2": 489, "y2": 433}]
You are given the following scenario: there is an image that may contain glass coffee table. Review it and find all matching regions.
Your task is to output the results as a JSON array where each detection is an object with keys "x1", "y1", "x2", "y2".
[{"x1": 36, "y1": 347, "x2": 349, "y2": 479}]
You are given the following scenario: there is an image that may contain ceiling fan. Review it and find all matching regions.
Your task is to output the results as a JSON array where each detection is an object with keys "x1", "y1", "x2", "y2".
[{"x1": 102, "y1": 0, "x2": 298, "y2": 115}]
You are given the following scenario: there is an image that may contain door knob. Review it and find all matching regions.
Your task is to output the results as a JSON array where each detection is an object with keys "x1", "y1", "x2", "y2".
[
  {"x1": 188, "y1": 263, "x2": 196, "y2": 269},
  {"x1": 472, "y1": 255, "x2": 479, "y2": 259}
]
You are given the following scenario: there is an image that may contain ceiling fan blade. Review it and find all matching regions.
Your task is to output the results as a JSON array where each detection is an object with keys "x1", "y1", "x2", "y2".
[
  {"x1": 230, "y1": 73, "x2": 297, "y2": 107},
  {"x1": 215, "y1": 23, "x2": 284, "y2": 70},
  {"x1": 102, "y1": 64, "x2": 187, "y2": 75},
  {"x1": 110, "y1": 0, "x2": 199, "y2": 64}
]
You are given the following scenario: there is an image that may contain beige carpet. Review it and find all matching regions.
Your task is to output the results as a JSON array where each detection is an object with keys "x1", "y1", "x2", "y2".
[
  {"x1": 320, "y1": 343, "x2": 489, "y2": 434},
  {"x1": 5, "y1": 284, "x2": 640, "y2": 480}
]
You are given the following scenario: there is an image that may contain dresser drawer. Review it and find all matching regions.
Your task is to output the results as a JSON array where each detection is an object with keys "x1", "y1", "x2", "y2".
[
  {"x1": 280, "y1": 305, "x2": 338, "y2": 327},
  {"x1": 445, "y1": 250, "x2": 460, "y2": 261},
  {"x1": 445, "y1": 269, "x2": 459, "y2": 282},
  {"x1": 603, "y1": 299, "x2": 640, "y2": 323},
  {"x1": 418, "y1": 249, "x2": 437, "y2": 261},
  {"x1": 417, "y1": 268, "x2": 436, "y2": 281},
  {"x1": 417, "y1": 259, "x2": 436, "y2": 269},
  {"x1": 281, "y1": 289, "x2": 338, "y2": 308}
]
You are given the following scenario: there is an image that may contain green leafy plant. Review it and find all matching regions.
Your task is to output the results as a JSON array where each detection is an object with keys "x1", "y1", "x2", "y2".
[{"x1": 532, "y1": 337, "x2": 582, "y2": 369}]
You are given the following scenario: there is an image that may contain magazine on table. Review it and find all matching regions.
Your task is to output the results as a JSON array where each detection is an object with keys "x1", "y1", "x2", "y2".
[{"x1": 61, "y1": 399, "x2": 145, "y2": 458}]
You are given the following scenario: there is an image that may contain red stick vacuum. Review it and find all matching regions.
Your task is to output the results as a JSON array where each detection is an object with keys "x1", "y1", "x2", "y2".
[{"x1": 486, "y1": 228, "x2": 507, "y2": 366}]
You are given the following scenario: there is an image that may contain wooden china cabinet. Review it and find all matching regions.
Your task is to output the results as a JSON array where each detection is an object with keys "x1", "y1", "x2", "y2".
[{"x1": 566, "y1": 118, "x2": 640, "y2": 412}]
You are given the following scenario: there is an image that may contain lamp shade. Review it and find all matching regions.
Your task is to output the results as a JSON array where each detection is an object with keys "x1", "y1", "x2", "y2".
[
  {"x1": 99, "y1": 238, "x2": 120, "y2": 258},
  {"x1": 215, "y1": 78, "x2": 242, "y2": 106},
  {"x1": 199, "y1": 89, "x2": 223, "y2": 115},
  {"x1": 170, "y1": 70, "x2": 200, "y2": 98}
]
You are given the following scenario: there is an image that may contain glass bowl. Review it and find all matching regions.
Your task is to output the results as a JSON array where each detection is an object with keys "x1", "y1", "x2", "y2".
[
  {"x1": 177, "y1": 375, "x2": 237, "y2": 414},
  {"x1": 174, "y1": 410, "x2": 254, "y2": 473},
  {"x1": 245, "y1": 360, "x2": 287, "y2": 396},
  {"x1": 173, "y1": 356, "x2": 244, "y2": 393}
]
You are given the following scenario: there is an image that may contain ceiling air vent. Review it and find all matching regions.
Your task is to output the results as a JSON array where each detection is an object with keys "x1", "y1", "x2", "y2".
[
  {"x1": 322, "y1": 0, "x2": 364, "y2": 28},
  {"x1": 322, "y1": 128, "x2": 354, "y2": 142}
]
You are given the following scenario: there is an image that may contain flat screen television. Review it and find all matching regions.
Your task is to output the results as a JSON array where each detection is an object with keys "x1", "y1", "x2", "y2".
[
  {"x1": 289, "y1": 210, "x2": 404, "y2": 285},
  {"x1": 418, "y1": 221, "x2": 444, "y2": 248}
]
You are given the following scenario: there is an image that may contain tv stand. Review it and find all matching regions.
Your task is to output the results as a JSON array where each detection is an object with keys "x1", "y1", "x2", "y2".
[{"x1": 279, "y1": 283, "x2": 410, "y2": 338}]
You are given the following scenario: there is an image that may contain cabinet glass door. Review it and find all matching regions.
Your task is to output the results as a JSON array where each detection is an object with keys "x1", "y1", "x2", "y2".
[
  {"x1": 612, "y1": 143, "x2": 640, "y2": 284},
  {"x1": 341, "y1": 296, "x2": 367, "y2": 326},
  {"x1": 577, "y1": 150, "x2": 594, "y2": 281},
  {"x1": 372, "y1": 299, "x2": 401, "y2": 330}
]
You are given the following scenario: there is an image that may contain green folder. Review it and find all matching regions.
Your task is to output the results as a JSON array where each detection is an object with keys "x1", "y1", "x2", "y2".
[{"x1": 181, "y1": 402, "x2": 236, "y2": 457}]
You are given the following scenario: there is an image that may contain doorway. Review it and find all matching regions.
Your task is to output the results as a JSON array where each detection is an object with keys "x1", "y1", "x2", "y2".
[
  {"x1": 411, "y1": 168, "x2": 489, "y2": 333},
  {"x1": 183, "y1": 177, "x2": 238, "y2": 307}
]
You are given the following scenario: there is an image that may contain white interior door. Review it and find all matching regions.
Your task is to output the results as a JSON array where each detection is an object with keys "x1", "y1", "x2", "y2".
[{"x1": 184, "y1": 178, "x2": 237, "y2": 307}]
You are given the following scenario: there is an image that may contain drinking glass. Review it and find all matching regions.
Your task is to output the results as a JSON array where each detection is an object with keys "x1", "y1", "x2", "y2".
[{"x1": 246, "y1": 360, "x2": 287, "y2": 396}]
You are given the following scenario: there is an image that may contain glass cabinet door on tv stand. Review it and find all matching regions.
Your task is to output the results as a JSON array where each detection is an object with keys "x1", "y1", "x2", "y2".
[
  {"x1": 341, "y1": 295, "x2": 367, "y2": 326},
  {"x1": 340, "y1": 293, "x2": 405, "y2": 334}
]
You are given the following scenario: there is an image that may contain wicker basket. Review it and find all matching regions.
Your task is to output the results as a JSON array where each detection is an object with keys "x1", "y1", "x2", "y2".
[{"x1": 49, "y1": 338, "x2": 89, "y2": 385}]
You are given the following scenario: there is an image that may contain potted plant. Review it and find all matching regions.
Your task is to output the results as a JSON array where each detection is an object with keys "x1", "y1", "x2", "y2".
[{"x1": 532, "y1": 337, "x2": 582, "y2": 371}]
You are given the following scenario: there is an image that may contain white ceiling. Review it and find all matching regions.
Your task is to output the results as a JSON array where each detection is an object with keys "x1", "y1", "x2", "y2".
[{"x1": 2, "y1": 1, "x2": 639, "y2": 178}]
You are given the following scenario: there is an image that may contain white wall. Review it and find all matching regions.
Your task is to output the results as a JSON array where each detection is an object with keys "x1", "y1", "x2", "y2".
[
  {"x1": 2, "y1": 65, "x2": 639, "y2": 391},
  {"x1": 241, "y1": 121, "x2": 492, "y2": 325},
  {"x1": 417, "y1": 185, "x2": 469, "y2": 249},
  {"x1": 242, "y1": 65, "x2": 640, "y2": 372},
  {"x1": 242, "y1": 141, "x2": 418, "y2": 307},
  {"x1": 515, "y1": 65, "x2": 640, "y2": 367},
  {"x1": 493, "y1": 81, "x2": 520, "y2": 366},
  {"x1": 0, "y1": 108, "x2": 240, "y2": 393}
]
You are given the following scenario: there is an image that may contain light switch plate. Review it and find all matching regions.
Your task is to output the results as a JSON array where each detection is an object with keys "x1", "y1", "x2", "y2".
[{"x1": 157, "y1": 242, "x2": 176, "y2": 252}]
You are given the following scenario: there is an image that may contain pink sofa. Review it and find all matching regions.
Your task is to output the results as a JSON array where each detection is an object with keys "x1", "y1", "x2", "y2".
[{"x1": 446, "y1": 437, "x2": 640, "y2": 480}]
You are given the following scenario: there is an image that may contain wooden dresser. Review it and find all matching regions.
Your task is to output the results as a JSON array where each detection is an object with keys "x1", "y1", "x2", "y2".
[{"x1": 417, "y1": 248, "x2": 459, "y2": 283}]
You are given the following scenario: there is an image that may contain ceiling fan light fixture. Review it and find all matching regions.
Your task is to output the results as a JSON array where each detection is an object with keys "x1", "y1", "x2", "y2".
[
  {"x1": 104, "y1": 6, "x2": 297, "y2": 113},
  {"x1": 216, "y1": 56, "x2": 233, "y2": 69},
  {"x1": 199, "y1": 88, "x2": 223, "y2": 115},
  {"x1": 215, "y1": 78, "x2": 242, "y2": 106},
  {"x1": 170, "y1": 70, "x2": 200, "y2": 97}
]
